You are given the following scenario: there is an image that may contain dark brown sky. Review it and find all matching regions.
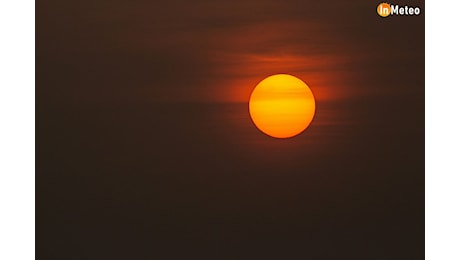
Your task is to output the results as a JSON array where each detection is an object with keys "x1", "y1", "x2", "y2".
[{"x1": 37, "y1": 1, "x2": 424, "y2": 259}]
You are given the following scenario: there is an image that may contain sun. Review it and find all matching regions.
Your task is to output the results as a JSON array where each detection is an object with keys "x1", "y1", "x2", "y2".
[{"x1": 249, "y1": 74, "x2": 316, "y2": 138}]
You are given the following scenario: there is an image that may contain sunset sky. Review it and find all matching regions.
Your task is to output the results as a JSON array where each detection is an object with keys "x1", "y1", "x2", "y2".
[{"x1": 37, "y1": 0, "x2": 424, "y2": 259}]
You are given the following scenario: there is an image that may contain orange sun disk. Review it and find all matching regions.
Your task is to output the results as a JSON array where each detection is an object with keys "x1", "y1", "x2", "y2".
[{"x1": 249, "y1": 74, "x2": 316, "y2": 138}]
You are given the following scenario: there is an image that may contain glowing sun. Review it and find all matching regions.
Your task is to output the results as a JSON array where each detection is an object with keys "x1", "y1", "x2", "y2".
[{"x1": 249, "y1": 74, "x2": 316, "y2": 138}]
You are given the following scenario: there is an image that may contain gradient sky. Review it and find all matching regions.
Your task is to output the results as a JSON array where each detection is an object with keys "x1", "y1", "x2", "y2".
[{"x1": 37, "y1": 1, "x2": 425, "y2": 259}]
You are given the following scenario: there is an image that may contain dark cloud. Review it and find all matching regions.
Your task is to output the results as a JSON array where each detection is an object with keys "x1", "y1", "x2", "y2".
[{"x1": 38, "y1": 0, "x2": 423, "y2": 104}]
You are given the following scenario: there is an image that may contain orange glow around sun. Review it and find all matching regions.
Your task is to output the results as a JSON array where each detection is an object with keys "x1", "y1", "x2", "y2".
[{"x1": 249, "y1": 74, "x2": 316, "y2": 138}]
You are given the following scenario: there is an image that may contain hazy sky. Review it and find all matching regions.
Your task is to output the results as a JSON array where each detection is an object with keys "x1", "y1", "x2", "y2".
[{"x1": 37, "y1": 1, "x2": 425, "y2": 259}]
